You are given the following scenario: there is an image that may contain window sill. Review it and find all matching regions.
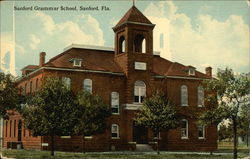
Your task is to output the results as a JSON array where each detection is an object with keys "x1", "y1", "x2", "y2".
[
  {"x1": 198, "y1": 137, "x2": 205, "y2": 140},
  {"x1": 112, "y1": 113, "x2": 120, "y2": 115},
  {"x1": 84, "y1": 136, "x2": 93, "y2": 139},
  {"x1": 181, "y1": 137, "x2": 189, "y2": 139},
  {"x1": 198, "y1": 105, "x2": 204, "y2": 107},
  {"x1": 111, "y1": 137, "x2": 120, "y2": 139},
  {"x1": 181, "y1": 105, "x2": 189, "y2": 107}
]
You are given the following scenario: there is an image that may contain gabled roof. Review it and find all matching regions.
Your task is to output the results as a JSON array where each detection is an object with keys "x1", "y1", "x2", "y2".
[
  {"x1": 44, "y1": 48, "x2": 123, "y2": 73},
  {"x1": 42, "y1": 46, "x2": 210, "y2": 79},
  {"x1": 115, "y1": 6, "x2": 153, "y2": 27},
  {"x1": 21, "y1": 65, "x2": 40, "y2": 71},
  {"x1": 153, "y1": 56, "x2": 210, "y2": 79}
]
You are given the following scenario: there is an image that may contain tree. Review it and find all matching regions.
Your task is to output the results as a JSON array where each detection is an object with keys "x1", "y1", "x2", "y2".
[
  {"x1": 73, "y1": 91, "x2": 111, "y2": 153},
  {"x1": 199, "y1": 68, "x2": 250, "y2": 159},
  {"x1": 0, "y1": 72, "x2": 21, "y2": 119},
  {"x1": 134, "y1": 92, "x2": 179, "y2": 154},
  {"x1": 22, "y1": 77, "x2": 76, "y2": 156}
]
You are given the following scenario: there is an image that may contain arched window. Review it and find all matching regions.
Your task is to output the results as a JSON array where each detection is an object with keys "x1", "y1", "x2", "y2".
[
  {"x1": 197, "y1": 86, "x2": 204, "y2": 107},
  {"x1": 83, "y1": 79, "x2": 92, "y2": 93},
  {"x1": 134, "y1": 80, "x2": 146, "y2": 103},
  {"x1": 62, "y1": 77, "x2": 71, "y2": 89},
  {"x1": 111, "y1": 92, "x2": 119, "y2": 114},
  {"x1": 181, "y1": 119, "x2": 188, "y2": 139},
  {"x1": 134, "y1": 34, "x2": 146, "y2": 53},
  {"x1": 181, "y1": 85, "x2": 188, "y2": 106},
  {"x1": 30, "y1": 81, "x2": 32, "y2": 93},
  {"x1": 111, "y1": 124, "x2": 119, "y2": 138},
  {"x1": 142, "y1": 38, "x2": 146, "y2": 53},
  {"x1": 36, "y1": 78, "x2": 39, "y2": 90},
  {"x1": 119, "y1": 36, "x2": 125, "y2": 53}
]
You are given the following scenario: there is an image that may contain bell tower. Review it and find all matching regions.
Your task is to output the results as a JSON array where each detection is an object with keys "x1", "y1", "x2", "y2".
[
  {"x1": 113, "y1": 6, "x2": 155, "y2": 76},
  {"x1": 113, "y1": 6, "x2": 155, "y2": 104}
]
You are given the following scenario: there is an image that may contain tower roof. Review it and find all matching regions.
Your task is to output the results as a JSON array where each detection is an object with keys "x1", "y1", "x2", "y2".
[{"x1": 114, "y1": 6, "x2": 153, "y2": 28}]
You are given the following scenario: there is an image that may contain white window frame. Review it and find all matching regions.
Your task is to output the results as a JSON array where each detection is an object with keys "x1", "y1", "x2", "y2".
[
  {"x1": 73, "y1": 59, "x2": 82, "y2": 67},
  {"x1": 181, "y1": 119, "x2": 188, "y2": 139},
  {"x1": 83, "y1": 79, "x2": 92, "y2": 94},
  {"x1": 181, "y1": 85, "x2": 188, "y2": 106},
  {"x1": 134, "y1": 80, "x2": 146, "y2": 104},
  {"x1": 62, "y1": 77, "x2": 71, "y2": 89},
  {"x1": 111, "y1": 124, "x2": 119, "y2": 139},
  {"x1": 188, "y1": 69, "x2": 195, "y2": 76},
  {"x1": 198, "y1": 125, "x2": 205, "y2": 139},
  {"x1": 197, "y1": 86, "x2": 204, "y2": 107},
  {"x1": 111, "y1": 92, "x2": 119, "y2": 115}
]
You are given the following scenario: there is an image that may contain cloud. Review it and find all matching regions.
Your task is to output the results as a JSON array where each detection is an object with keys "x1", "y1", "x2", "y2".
[
  {"x1": 29, "y1": 34, "x2": 41, "y2": 50},
  {"x1": 13, "y1": 12, "x2": 105, "y2": 75},
  {"x1": 144, "y1": 1, "x2": 249, "y2": 73}
]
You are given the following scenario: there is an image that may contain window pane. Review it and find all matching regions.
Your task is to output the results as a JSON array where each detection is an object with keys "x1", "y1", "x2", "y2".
[
  {"x1": 62, "y1": 77, "x2": 71, "y2": 88},
  {"x1": 112, "y1": 133, "x2": 118, "y2": 138},
  {"x1": 84, "y1": 79, "x2": 92, "y2": 93},
  {"x1": 134, "y1": 80, "x2": 146, "y2": 103},
  {"x1": 181, "y1": 85, "x2": 188, "y2": 106},
  {"x1": 198, "y1": 125, "x2": 204, "y2": 138},
  {"x1": 181, "y1": 120, "x2": 188, "y2": 138},
  {"x1": 134, "y1": 96, "x2": 139, "y2": 103}
]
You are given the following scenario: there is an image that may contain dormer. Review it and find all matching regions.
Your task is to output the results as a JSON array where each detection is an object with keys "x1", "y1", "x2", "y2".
[
  {"x1": 69, "y1": 58, "x2": 82, "y2": 67},
  {"x1": 187, "y1": 65, "x2": 196, "y2": 76}
]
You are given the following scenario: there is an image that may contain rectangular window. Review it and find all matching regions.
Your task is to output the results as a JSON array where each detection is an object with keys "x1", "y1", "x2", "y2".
[
  {"x1": 198, "y1": 125, "x2": 205, "y2": 139},
  {"x1": 5, "y1": 121, "x2": 8, "y2": 137},
  {"x1": 62, "y1": 77, "x2": 71, "y2": 89},
  {"x1": 198, "y1": 86, "x2": 204, "y2": 107},
  {"x1": 181, "y1": 120, "x2": 188, "y2": 139},
  {"x1": 83, "y1": 79, "x2": 92, "y2": 94},
  {"x1": 14, "y1": 120, "x2": 16, "y2": 137},
  {"x1": 181, "y1": 85, "x2": 188, "y2": 106},
  {"x1": 9, "y1": 120, "x2": 12, "y2": 138},
  {"x1": 73, "y1": 59, "x2": 82, "y2": 67},
  {"x1": 111, "y1": 92, "x2": 119, "y2": 114},
  {"x1": 111, "y1": 124, "x2": 119, "y2": 138}
]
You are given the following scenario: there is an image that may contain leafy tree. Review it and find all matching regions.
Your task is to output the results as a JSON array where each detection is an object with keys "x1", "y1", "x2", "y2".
[
  {"x1": 0, "y1": 72, "x2": 21, "y2": 119},
  {"x1": 73, "y1": 91, "x2": 111, "y2": 153},
  {"x1": 238, "y1": 102, "x2": 250, "y2": 146},
  {"x1": 22, "y1": 77, "x2": 76, "y2": 156},
  {"x1": 134, "y1": 92, "x2": 179, "y2": 154},
  {"x1": 199, "y1": 68, "x2": 250, "y2": 159}
]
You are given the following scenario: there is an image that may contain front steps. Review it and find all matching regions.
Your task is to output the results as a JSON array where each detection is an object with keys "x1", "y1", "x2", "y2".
[{"x1": 135, "y1": 144, "x2": 153, "y2": 152}]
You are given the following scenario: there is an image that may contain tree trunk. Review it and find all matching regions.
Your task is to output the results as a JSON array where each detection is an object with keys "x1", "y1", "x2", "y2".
[
  {"x1": 50, "y1": 134, "x2": 55, "y2": 156},
  {"x1": 232, "y1": 118, "x2": 237, "y2": 159},
  {"x1": 157, "y1": 131, "x2": 160, "y2": 155}
]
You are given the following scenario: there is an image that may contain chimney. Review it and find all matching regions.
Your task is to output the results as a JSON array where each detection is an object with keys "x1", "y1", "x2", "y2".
[
  {"x1": 39, "y1": 52, "x2": 46, "y2": 67},
  {"x1": 205, "y1": 66, "x2": 212, "y2": 78}
]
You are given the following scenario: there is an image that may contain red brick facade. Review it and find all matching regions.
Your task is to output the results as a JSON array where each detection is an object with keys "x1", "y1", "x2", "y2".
[{"x1": 3, "y1": 6, "x2": 217, "y2": 152}]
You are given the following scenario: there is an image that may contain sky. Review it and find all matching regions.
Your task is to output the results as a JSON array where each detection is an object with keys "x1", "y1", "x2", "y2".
[{"x1": 0, "y1": 0, "x2": 249, "y2": 76}]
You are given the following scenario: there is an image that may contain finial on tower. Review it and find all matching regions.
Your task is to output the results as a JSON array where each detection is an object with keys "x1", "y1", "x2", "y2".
[{"x1": 133, "y1": 0, "x2": 135, "y2": 6}]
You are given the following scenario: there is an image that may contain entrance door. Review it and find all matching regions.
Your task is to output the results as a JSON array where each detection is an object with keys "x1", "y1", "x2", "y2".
[
  {"x1": 133, "y1": 122, "x2": 148, "y2": 144},
  {"x1": 17, "y1": 120, "x2": 22, "y2": 142}
]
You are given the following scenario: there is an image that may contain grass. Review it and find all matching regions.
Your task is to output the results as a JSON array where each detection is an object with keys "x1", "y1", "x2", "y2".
[{"x1": 0, "y1": 149, "x2": 249, "y2": 159}]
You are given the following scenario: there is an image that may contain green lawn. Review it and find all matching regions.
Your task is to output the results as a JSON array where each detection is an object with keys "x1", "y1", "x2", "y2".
[{"x1": 0, "y1": 149, "x2": 249, "y2": 159}]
